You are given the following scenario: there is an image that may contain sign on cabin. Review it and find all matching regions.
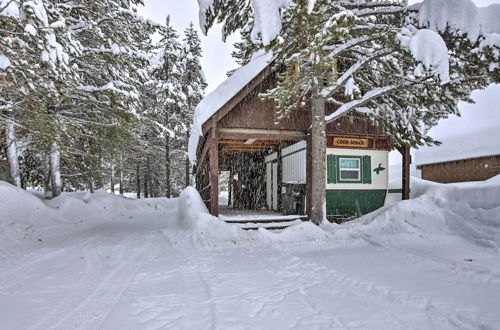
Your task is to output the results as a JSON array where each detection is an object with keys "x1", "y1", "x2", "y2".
[{"x1": 332, "y1": 137, "x2": 370, "y2": 148}]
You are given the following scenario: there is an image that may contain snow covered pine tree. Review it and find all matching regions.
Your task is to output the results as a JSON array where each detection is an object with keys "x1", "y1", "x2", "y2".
[
  {"x1": 149, "y1": 16, "x2": 186, "y2": 197},
  {"x1": 181, "y1": 23, "x2": 207, "y2": 187}
]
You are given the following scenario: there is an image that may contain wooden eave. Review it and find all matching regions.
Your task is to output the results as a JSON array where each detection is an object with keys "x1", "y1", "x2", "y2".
[
  {"x1": 200, "y1": 65, "x2": 273, "y2": 137},
  {"x1": 195, "y1": 64, "x2": 275, "y2": 166}
]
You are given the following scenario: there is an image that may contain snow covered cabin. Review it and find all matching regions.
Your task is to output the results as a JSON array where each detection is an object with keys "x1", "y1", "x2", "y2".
[
  {"x1": 416, "y1": 127, "x2": 500, "y2": 183},
  {"x1": 189, "y1": 53, "x2": 395, "y2": 220}
]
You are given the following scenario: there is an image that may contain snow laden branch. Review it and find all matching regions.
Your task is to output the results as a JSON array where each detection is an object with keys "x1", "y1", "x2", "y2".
[
  {"x1": 326, "y1": 84, "x2": 402, "y2": 123},
  {"x1": 321, "y1": 48, "x2": 393, "y2": 98}
]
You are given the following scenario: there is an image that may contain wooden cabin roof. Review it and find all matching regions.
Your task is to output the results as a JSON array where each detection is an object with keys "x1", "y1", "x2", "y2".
[{"x1": 191, "y1": 55, "x2": 390, "y2": 162}]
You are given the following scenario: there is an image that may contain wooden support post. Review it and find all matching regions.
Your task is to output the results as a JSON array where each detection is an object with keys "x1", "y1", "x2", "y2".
[
  {"x1": 228, "y1": 168, "x2": 232, "y2": 207},
  {"x1": 306, "y1": 132, "x2": 313, "y2": 219},
  {"x1": 277, "y1": 145, "x2": 283, "y2": 212},
  {"x1": 209, "y1": 134, "x2": 219, "y2": 216},
  {"x1": 401, "y1": 145, "x2": 411, "y2": 200}
]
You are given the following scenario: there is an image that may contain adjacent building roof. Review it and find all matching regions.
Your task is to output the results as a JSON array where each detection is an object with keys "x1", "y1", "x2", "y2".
[{"x1": 416, "y1": 126, "x2": 500, "y2": 166}]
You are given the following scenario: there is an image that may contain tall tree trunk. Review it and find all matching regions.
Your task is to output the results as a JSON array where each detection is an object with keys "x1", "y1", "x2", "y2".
[
  {"x1": 144, "y1": 159, "x2": 149, "y2": 198},
  {"x1": 50, "y1": 141, "x2": 62, "y2": 197},
  {"x1": 43, "y1": 155, "x2": 52, "y2": 198},
  {"x1": 119, "y1": 152, "x2": 124, "y2": 195},
  {"x1": 400, "y1": 145, "x2": 411, "y2": 200},
  {"x1": 185, "y1": 134, "x2": 190, "y2": 188},
  {"x1": 166, "y1": 135, "x2": 171, "y2": 198},
  {"x1": 310, "y1": 95, "x2": 327, "y2": 225},
  {"x1": 185, "y1": 156, "x2": 190, "y2": 188},
  {"x1": 147, "y1": 159, "x2": 153, "y2": 197},
  {"x1": 136, "y1": 162, "x2": 141, "y2": 199},
  {"x1": 111, "y1": 163, "x2": 115, "y2": 194},
  {"x1": 5, "y1": 120, "x2": 21, "y2": 187}
]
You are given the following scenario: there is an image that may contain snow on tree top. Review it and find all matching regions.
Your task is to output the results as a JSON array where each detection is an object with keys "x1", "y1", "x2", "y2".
[
  {"x1": 416, "y1": 126, "x2": 500, "y2": 166},
  {"x1": 409, "y1": 29, "x2": 450, "y2": 84},
  {"x1": 188, "y1": 51, "x2": 273, "y2": 163},
  {"x1": 251, "y1": 0, "x2": 289, "y2": 46},
  {"x1": 0, "y1": 0, "x2": 19, "y2": 17},
  {"x1": 418, "y1": 0, "x2": 500, "y2": 43}
]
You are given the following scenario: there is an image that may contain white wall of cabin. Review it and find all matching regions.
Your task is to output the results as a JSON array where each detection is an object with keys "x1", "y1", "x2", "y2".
[
  {"x1": 326, "y1": 148, "x2": 389, "y2": 190},
  {"x1": 282, "y1": 141, "x2": 306, "y2": 184}
]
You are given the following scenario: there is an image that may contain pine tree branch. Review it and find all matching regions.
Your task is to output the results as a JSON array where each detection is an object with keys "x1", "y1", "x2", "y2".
[{"x1": 321, "y1": 48, "x2": 393, "y2": 98}]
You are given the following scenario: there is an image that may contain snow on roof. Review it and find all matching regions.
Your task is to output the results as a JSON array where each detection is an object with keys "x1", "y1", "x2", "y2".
[
  {"x1": 188, "y1": 51, "x2": 273, "y2": 163},
  {"x1": 416, "y1": 126, "x2": 500, "y2": 166}
]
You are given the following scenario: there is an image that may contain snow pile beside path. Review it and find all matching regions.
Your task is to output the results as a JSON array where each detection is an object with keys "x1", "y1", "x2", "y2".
[
  {"x1": 0, "y1": 181, "x2": 54, "y2": 226},
  {"x1": 258, "y1": 221, "x2": 331, "y2": 243},
  {"x1": 328, "y1": 176, "x2": 500, "y2": 250},
  {"x1": 177, "y1": 187, "x2": 331, "y2": 244},
  {"x1": 0, "y1": 182, "x2": 176, "y2": 252},
  {"x1": 178, "y1": 187, "x2": 247, "y2": 242}
]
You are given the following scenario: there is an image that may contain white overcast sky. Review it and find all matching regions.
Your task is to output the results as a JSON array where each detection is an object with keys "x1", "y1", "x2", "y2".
[{"x1": 137, "y1": 0, "x2": 500, "y2": 140}]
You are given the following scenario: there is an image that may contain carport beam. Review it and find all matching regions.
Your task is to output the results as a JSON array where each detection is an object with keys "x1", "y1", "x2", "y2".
[{"x1": 209, "y1": 137, "x2": 219, "y2": 216}]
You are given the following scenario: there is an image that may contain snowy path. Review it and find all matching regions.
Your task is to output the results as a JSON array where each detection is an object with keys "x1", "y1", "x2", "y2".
[{"x1": 2, "y1": 212, "x2": 499, "y2": 330}]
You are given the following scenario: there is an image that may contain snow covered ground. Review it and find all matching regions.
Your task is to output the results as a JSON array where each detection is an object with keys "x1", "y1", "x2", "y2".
[{"x1": 1, "y1": 178, "x2": 500, "y2": 329}]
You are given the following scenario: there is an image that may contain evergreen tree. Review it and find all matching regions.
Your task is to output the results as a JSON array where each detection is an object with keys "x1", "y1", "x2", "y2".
[
  {"x1": 1, "y1": 0, "x2": 159, "y2": 196},
  {"x1": 149, "y1": 16, "x2": 185, "y2": 197},
  {"x1": 181, "y1": 23, "x2": 206, "y2": 187},
  {"x1": 1, "y1": 0, "x2": 77, "y2": 190},
  {"x1": 53, "y1": 0, "x2": 157, "y2": 196}
]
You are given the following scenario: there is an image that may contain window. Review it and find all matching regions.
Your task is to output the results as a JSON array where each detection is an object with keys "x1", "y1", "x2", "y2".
[
  {"x1": 327, "y1": 154, "x2": 372, "y2": 184},
  {"x1": 339, "y1": 158, "x2": 361, "y2": 181}
]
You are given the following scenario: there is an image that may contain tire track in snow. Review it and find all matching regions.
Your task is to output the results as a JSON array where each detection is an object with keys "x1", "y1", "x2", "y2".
[
  {"x1": 277, "y1": 247, "x2": 496, "y2": 330},
  {"x1": 243, "y1": 251, "x2": 346, "y2": 329},
  {"x1": 24, "y1": 234, "x2": 147, "y2": 330},
  {"x1": 157, "y1": 231, "x2": 218, "y2": 330},
  {"x1": 0, "y1": 236, "x2": 98, "y2": 294},
  {"x1": 47, "y1": 232, "x2": 155, "y2": 330},
  {"x1": 97, "y1": 231, "x2": 174, "y2": 330},
  {"x1": 390, "y1": 244, "x2": 500, "y2": 284}
]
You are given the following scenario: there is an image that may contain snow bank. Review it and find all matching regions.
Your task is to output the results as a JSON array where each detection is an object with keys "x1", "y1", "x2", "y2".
[
  {"x1": 0, "y1": 182, "x2": 176, "y2": 253},
  {"x1": 327, "y1": 176, "x2": 500, "y2": 250},
  {"x1": 3, "y1": 178, "x2": 499, "y2": 252},
  {"x1": 188, "y1": 51, "x2": 273, "y2": 163},
  {"x1": 258, "y1": 221, "x2": 331, "y2": 243},
  {"x1": 177, "y1": 186, "x2": 246, "y2": 242}
]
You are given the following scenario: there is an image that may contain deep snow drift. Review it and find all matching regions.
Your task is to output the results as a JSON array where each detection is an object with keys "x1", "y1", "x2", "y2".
[{"x1": 1, "y1": 177, "x2": 500, "y2": 329}]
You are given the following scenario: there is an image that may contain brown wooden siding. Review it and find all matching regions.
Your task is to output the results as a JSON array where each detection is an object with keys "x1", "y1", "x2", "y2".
[
  {"x1": 217, "y1": 75, "x2": 311, "y2": 131},
  {"x1": 418, "y1": 155, "x2": 500, "y2": 183}
]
